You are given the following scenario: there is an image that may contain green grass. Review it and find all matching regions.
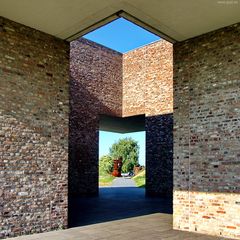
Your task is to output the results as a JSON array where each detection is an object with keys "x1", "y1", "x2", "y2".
[
  {"x1": 99, "y1": 174, "x2": 115, "y2": 186},
  {"x1": 132, "y1": 170, "x2": 145, "y2": 188}
]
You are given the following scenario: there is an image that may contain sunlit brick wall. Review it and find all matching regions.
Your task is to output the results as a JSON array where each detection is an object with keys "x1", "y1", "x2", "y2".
[{"x1": 173, "y1": 22, "x2": 240, "y2": 239}]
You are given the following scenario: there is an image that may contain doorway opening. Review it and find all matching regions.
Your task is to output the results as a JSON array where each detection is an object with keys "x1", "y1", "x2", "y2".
[{"x1": 99, "y1": 114, "x2": 146, "y2": 189}]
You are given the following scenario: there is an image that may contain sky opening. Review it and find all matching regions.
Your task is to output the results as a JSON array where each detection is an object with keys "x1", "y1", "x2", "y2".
[{"x1": 83, "y1": 18, "x2": 160, "y2": 53}]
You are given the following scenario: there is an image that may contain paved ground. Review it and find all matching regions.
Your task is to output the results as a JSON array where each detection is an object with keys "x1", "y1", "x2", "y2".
[
  {"x1": 111, "y1": 176, "x2": 136, "y2": 187},
  {"x1": 10, "y1": 180, "x2": 232, "y2": 240},
  {"x1": 11, "y1": 213, "x2": 230, "y2": 240},
  {"x1": 69, "y1": 186, "x2": 172, "y2": 227}
]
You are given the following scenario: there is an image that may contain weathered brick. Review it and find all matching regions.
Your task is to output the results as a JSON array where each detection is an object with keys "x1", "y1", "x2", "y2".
[
  {"x1": 1, "y1": 15, "x2": 239, "y2": 240},
  {"x1": 123, "y1": 41, "x2": 173, "y2": 196},
  {"x1": 0, "y1": 17, "x2": 69, "y2": 238},
  {"x1": 69, "y1": 38, "x2": 122, "y2": 196},
  {"x1": 173, "y1": 22, "x2": 240, "y2": 239},
  {"x1": 70, "y1": 38, "x2": 173, "y2": 197}
]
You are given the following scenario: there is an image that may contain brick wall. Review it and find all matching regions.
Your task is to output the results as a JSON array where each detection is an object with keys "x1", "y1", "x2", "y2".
[
  {"x1": 122, "y1": 47, "x2": 146, "y2": 116},
  {"x1": 69, "y1": 38, "x2": 122, "y2": 196},
  {"x1": 1, "y1": 15, "x2": 239, "y2": 240},
  {"x1": 0, "y1": 17, "x2": 69, "y2": 238},
  {"x1": 70, "y1": 39, "x2": 173, "y2": 197},
  {"x1": 173, "y1": 22, "x2": 240, "y2": 239},
  {"x1": 2, "y1": 14, "x2": 239, "y2": 240},
  {"x1": 123, "y1": 41, "x2": 173, "y2": 196},
  {"x1": 123, "y1": 40, "x2": 173, "y2": 117},
  {"x1": 145, "y1": 114, "x2": 173, "y2": 196}
]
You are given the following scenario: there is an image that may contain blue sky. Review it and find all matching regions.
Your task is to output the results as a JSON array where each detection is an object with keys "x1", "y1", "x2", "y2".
[
  {"x1": 84, "y1": 18, "x2": 160, "y2": 53},
  {"x1": 84, "y1": 18, "x2": 159, "y2": 166}
]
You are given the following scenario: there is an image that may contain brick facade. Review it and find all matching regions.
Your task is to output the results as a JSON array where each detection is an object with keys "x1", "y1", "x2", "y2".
[
  {"x1": 123, "y1": 41, "x2": 173, "y2": 196},
  {"x1": 1, "y1": 15, "x2": 239, "y2": 240},
  {"x1": 69, "y1": 38, "x2": 122, "y2": 196},
  {"x1": 0, "y1": 17, "x2": 69, "y2": 238},
  {"x1": 173, "y1": 23, "x2": 240, "y2": 239},
  {"x1": 145, "y1": 114, "x2": 173, "y2": 197},
  {"x1": 70, "y1": 38, "x2": 173, "y2": 198},
  {"x1": 123, "y1": 40, "x2": 173, "y2": 117}
]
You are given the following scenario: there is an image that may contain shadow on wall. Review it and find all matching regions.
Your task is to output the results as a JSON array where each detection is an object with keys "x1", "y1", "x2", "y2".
[
  {"x1": 69, "y1": 37, "x2": 123, "y2": 197},
  {"x1": 69, "y1": 78, "x2": 121, "y2": 197},
  {"x1": 146, "y1": 113, "x2": 173, "y2": 198}
]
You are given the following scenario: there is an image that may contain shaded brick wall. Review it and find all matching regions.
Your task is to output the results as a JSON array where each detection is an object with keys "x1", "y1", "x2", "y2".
[
  {"x1": 145, "y1": 114, "x2": 173, "y2": 197},
  {"x1": 69, "y1": 38, "x2": 122, "y2": 196},
  {"x1": 123, "y1": 41, "x2": 173, "y2": 196},
  {"x1": 173, "y1": 23, "x2": 240, "y2": 239},
  {"x1": 0, "y1": 17, "x2": 69, "y2": 238}
]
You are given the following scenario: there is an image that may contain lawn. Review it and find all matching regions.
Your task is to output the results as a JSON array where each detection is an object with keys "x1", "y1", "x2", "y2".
[
  {"x1": 132, "y1": 170, "x2": 145, "y2": 188},
  {"x1": 99, "y1": 174, "x2": 115, "y2": 186}
]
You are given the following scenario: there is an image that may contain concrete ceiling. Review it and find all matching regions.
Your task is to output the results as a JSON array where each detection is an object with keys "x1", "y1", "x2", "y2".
[
  {"x1": 0, "y1": 0, "x2": 239, "y2": 42},
  {"x1": 99, "y1": 115, "x2": 145, "y2": 133}
]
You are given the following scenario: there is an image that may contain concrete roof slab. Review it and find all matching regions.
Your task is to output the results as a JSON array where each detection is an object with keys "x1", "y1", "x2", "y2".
[{"x1": 0, "y1": 0, "x2": 239, "y2": 42}]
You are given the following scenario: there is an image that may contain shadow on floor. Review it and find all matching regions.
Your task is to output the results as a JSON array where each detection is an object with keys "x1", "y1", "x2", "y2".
[{"x1": 68, "y1": 187, "x2": 172, "y2": 228}]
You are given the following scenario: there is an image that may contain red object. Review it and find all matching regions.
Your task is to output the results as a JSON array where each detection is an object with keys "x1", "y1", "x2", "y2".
[{"x1": 112, "y1": 158, "x2": 123, "y2": 177}]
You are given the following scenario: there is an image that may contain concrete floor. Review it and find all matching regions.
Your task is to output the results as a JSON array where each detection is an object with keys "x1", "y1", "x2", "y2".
[
  {"x1": 10, "y1": 181, "x2": 232, "y2": 240},
  {"x1": 68, "y1": 186, "x2": 172, "y2": 227},
  {"x1": 11, "y1": 213, "x2": 230, "y2": 240}
]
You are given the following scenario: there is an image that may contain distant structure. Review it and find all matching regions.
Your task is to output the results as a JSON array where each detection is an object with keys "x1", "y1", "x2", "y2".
[{"x1": 112, "y1": 157, "x2": 123, "y2": 177}]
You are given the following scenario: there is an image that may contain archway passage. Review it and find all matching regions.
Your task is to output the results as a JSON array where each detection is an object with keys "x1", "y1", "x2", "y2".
[
  {"x1": 69, "y1": 114, "x2": 173, "y2": 228},
  {"x1": 98, "y1": 114, "x2": 145, "y2": 188}
]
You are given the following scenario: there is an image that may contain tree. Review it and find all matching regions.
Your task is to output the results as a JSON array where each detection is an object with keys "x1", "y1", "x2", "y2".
[
  {"x1": 109, "y1": 137, "x2": 139, "y2": 172},
  {"x1": 99, "y1": 155, "x2": 113, "y2": 175}
]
